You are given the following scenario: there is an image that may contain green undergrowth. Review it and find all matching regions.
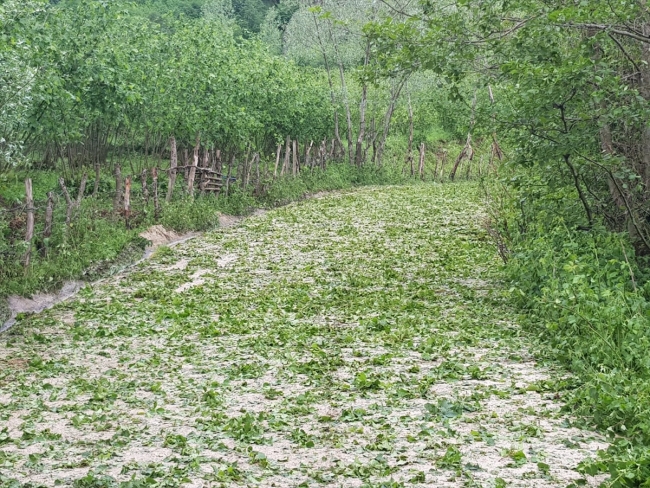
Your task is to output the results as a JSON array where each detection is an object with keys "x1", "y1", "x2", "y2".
[
  {"x1": 498, "y1": 193, "x2": 650, "y2": 486},
  {"x1": 0, "y1": 163, "x2": 411, "y2": 305}
]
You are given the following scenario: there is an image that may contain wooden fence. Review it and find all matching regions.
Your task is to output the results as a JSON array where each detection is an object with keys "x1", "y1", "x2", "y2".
[{"x1": 4, "y1": 136, "x2": 499, "y2": 274}]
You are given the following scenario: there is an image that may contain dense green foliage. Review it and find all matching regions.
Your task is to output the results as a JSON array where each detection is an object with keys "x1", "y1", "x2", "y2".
[
  {"x1": 365, "y1": 0, "x2": 650, "y2": 485},
  {"x1": 0, "y1": 0, "x2": 331, "y2": 172}
]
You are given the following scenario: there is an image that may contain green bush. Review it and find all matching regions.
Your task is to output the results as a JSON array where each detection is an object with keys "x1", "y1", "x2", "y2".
[{"x1": 504, "y1": 211, "x2": 650, "y2": 486}]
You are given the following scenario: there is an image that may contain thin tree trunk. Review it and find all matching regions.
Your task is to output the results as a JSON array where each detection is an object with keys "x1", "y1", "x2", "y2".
[
  {"x1": 450, "y1": 92, "x2": 477, "y2": 181},
  {"x1": 311, "y1": 11, "x2": 344, "y2": 155},
  {"x1": 306, "y1": 141, "x2": 313, "y2": 168},
  {"x1": 376, "y1": 77, "x2": 408, "y2": 167},
  {"x1": 326, "y1": 21, "x2": 354, "y2": 164},
  {"x1": 355, "y1": 41, "x2": 371, "y2": 166},
  {"x1": 76, "y1": 173, "x2": 87, "y2": 206},
  {"x1": 564, "y1": 154, "x2": 593, "y2": 226}
]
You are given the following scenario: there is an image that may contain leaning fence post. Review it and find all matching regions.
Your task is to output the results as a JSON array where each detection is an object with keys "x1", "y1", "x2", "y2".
[{"x1": 24, "y1": 178, "x2": 34, "y2": 271}]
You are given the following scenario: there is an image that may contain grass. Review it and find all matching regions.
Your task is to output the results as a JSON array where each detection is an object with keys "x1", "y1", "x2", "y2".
[{"x1": 0, "y1": 183, "x2": 606, "y2": 487}]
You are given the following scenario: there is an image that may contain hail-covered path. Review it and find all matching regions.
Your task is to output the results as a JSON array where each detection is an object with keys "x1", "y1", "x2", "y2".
[{"x1": 1, "y1": 184, "x2": 608, "y2": 487}]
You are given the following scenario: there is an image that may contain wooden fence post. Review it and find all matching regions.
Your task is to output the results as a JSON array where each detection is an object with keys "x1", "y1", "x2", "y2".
[
  {"x1": 152, "y1": 167, "x2": 160, "y2": 220},
  {"x1": 24, "y1": 178, "x2": 34, "y2": 271},
  {"x1": 282, "y1": 136, "x2": 290, "y2": 176},
  {"x1": 113, "y1": 165, "x2": 123, "y2": 214},
  {"x1": 215, "y1": 149, "x2": 222, "y2": 174},
  {"x1": 43, "y1": 191, "x2": 54, "y2": 256},
  {"x1": 166, "y1": 136, "x2": 177, "y2": 202},
  {"x1": 274, "y1": 144, "x2": 281, "y2": 179},
  {"x1": 306, "y1": 141, "x2": 313, "y2": 170},
  {"x1": 202, "y1": 148, "x2": 209, "y2": 168},
  {"x1": 124, "y1": 176, "x2": 131, "y2": 228},
  {"x1": 92, "y1": 162, "x2": 100, "y2": 197},
  {"x1": 141, "y1": 169, "x2": 149, "y2": 205},
  {"x1": 433, "y1": 153, "x2": 440, "y2": 182},
  {"x1": 182, "y1": 149, "x2": 189, "y2": 180},
  {"x1": 226, "y1": 155, "x2": 234, "y2": 195},
  {"x1": 440, "y1": 150, "x2": 447, "y2": 180},
  {"x1": 418, "y1": 143, "x2": 426, "y2": 180},
  {"x1": 187, "y1": 135, "x2": 200, "y2": 196},
  {"x1": 292, "y1": 140, "x2": 298, "y2": 177}
]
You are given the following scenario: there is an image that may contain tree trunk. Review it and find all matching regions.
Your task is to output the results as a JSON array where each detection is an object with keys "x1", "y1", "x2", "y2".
[
  {"x1": 376, "y1": 77, "x2": 408, "y2": 167},
  {"x1": 311, "y1": 11, "x2": 344, "y2": 156},
  {"x1": 327, "y1": 20, "x2": 354, "y2": 164},
  {"x1": 355, "y1": 41, "x2": 371, "y2": 167}
]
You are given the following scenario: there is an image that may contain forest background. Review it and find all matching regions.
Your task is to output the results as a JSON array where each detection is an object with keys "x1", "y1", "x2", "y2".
[{"x1": 2, "y1": 0, "x2": 650, "y2": 485}]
